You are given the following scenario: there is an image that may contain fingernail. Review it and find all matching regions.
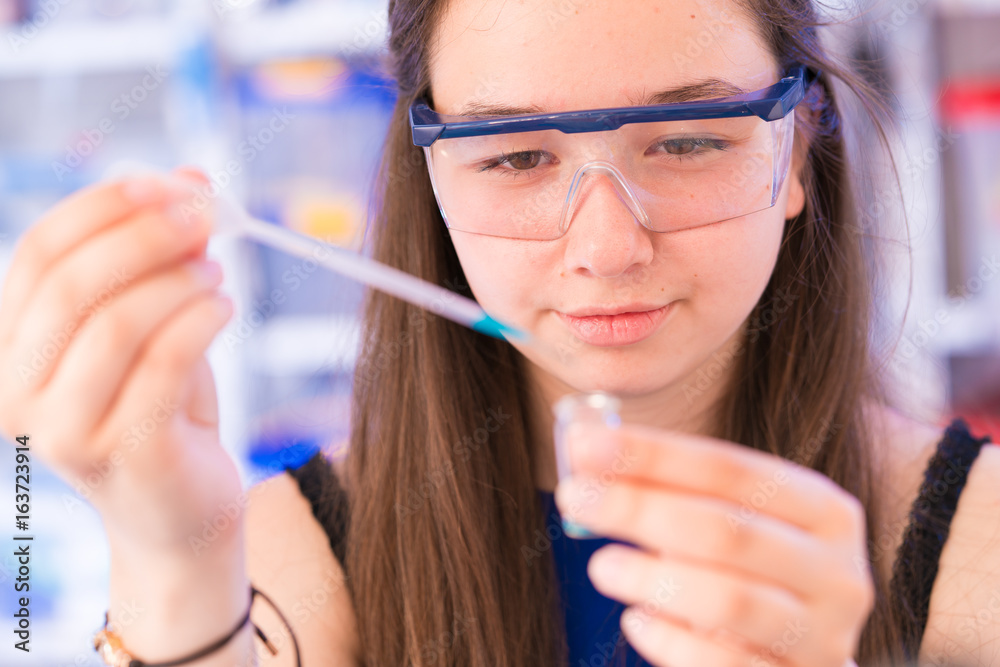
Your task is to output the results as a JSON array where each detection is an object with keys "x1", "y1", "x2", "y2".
[
  {"x1": 555, "y1": 477, "x2": 599, "y2": 539},
  {"x1": 171, "y1": 166, "x2": 209, "y2": 187},
  {"x1": 193, "y1": 260, "x2": 223, "y2": 284},
  {"x1": 589, "y1": 547, "x2": 624, "y2": 582},
  {"x1": 123, "y1": 176, "x2": 165, "y2": 204},
  {"x1": 554, "y1": 475, "x2": 580, "y2": 510},
  {"x1": 568, "y1": 423, "x2": 618, "y2": 469}
]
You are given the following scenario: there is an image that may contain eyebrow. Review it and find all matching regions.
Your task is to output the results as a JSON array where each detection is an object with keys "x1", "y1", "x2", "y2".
[{"x1": 454, "y1": 78, "x2": 749, "y2": 117}]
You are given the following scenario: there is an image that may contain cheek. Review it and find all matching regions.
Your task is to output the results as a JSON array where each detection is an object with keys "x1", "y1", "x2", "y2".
[
  {"x1": 448, "y1": 234, "x2": 550, "y2": 318},
  {"x1": 673, "y1": 209, "x2": 786, "y2": 317}
]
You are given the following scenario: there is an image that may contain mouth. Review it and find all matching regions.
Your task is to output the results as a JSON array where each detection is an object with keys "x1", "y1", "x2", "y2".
[{"x1": 555, "y1": 302, "x2": 673, "y2": 347}]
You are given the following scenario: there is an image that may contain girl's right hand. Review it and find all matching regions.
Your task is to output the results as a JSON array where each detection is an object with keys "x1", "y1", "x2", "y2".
[{"x1": 0, "y1": 168, "x2": 242, "y2": 557}]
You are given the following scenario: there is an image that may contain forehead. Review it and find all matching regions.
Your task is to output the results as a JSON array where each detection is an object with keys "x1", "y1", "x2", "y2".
[{"x1": 428, "y1": 0, "x2": 779, "y2": 115}]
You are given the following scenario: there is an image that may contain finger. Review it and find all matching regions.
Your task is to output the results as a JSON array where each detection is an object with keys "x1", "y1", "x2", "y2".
[
  {"x1": 90, "y1": 290, "x2": 232, "y2": 480},
  {"x1": 555, "y1": 475, "x2": 832, "y2": 596},
  {"x1": 184, "y1": 356, "x2": 220, "y2": 430},
  {"x1": 569, "y1": 422, "x2": 862, "y2": 536},
  {"x1": 43, "y1": 258, "x2": 224, "y2": 446},
  {"x1": 620, "y1": 606, "x2": 780, "y2": 667},
  {"x1": 0, "y1": 169, "x2": 204, "y2": 341},
  {"x1": 5, "y1": 202, "x2": 213, "y2": 393},
  {"x1": 587, "y1": 544, "x2": 806, "y2": 653}
]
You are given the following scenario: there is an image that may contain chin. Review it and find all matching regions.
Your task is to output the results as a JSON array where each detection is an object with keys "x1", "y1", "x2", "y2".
[
  {"x1": 571, "y1": 368, "x2": 672, "y2": 397},
  {"x1": 525, "y1": 342, "x2": 675, "y2": 397}
]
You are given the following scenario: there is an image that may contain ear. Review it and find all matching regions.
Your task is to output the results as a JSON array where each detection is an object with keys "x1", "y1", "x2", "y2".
[
  {"x1": 785, "y1": 151, "x2": 806, "y2": 220},
  {"x1": 783, "y1": 135, "x2": 807, "y2": 221}
]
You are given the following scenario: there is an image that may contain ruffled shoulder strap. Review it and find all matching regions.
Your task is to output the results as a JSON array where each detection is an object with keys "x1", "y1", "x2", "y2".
[
  {"x1": 284, "y1": 451, "x2": 351, "y2": 568},
  {"x1": 889, "y1": 417, "x2": 994, "y2": 659}
]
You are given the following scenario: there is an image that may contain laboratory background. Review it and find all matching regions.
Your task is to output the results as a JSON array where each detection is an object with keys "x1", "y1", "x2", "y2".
[{"x1": 0, "y1": 0, "x2": 998, "y2": 663}]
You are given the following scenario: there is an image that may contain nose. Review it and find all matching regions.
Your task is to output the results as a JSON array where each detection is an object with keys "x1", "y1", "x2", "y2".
[{"x1": 560, "y1": 161, "x2": 655, "y2": 278}]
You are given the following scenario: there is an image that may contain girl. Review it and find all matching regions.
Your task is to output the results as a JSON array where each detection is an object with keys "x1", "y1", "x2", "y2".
[{"x1": 1, "y1": 0, "x2": 997, "y2": 666}]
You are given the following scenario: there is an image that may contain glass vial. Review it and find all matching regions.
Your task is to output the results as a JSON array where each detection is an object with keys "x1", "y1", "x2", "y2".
[{"x1": 552, "y1": 391, "x2": 622, "y2": 539}]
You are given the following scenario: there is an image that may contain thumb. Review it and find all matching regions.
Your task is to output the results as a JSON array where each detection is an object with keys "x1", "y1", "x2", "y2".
[{"x1": 180, "y1": 355, "x2": 220, "y2": 430}]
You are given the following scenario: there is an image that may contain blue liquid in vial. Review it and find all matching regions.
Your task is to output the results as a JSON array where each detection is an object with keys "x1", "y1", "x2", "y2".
[{"x1": 562, "y1": 517, "x2": 597, "y2": 539}]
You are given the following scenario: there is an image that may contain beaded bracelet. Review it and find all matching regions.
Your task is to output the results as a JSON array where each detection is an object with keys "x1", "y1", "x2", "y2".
[{"x1": 93, "y1": 585, "x2": 301, "y2": 667}]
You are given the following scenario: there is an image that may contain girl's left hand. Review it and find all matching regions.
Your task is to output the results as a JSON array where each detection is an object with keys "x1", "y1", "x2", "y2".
[{"x1": 554, "y1": 422, "x2": 874, "y2": 667}]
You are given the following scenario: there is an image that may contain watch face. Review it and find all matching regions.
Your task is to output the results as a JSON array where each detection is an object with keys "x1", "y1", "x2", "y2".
[{"x1": 93, "y1": 628, "x2": 129, "y2": 666}]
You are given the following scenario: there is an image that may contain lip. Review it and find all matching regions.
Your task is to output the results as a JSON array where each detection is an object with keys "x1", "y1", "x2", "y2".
[
  {"x1": 556, "y1": 302, "x2": 673, "y2": 347},
  {"x1": 561, "y1": 302, "x2": 666, "y2": 317}
]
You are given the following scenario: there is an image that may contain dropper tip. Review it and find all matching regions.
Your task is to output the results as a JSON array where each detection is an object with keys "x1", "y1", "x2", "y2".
[{"x1": 473, "y1": 314, "x2": 533, "y2": 343}]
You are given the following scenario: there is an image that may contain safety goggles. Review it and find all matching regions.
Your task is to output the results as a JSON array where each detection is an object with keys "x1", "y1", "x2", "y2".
[{"x1": 409, "y1": 65, "x2": 817, "y2": 241}]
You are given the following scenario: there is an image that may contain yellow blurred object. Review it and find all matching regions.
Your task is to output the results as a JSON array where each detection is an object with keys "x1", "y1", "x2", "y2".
[
  {"x1": 285, "y1": 191, "x2": 364, "y2": 251},
  {"x1": 253, "y1": 58, "x2": 349, "y2": 100}
]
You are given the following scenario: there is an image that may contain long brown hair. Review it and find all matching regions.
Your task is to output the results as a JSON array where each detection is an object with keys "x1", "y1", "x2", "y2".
[{"x1": 340, "y1": 0, "x2": 911, "y2": 664}]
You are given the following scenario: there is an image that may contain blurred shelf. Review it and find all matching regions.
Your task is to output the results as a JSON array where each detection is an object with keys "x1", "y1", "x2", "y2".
[
  {"x1": 925, "y1": 298, "x2": 1000, "y2": 355},
  {"x1": 216, "y1": 2, "x2": 387, "y2": 64},
  {"x1": 0, "y1": 15, "x2": 197, "y2": 77},
  {"x1": 938, "y1": 0, "x2": 1000, "y2": 16},
  {"x1": 0, "y1": 1, "x2": 387, "y2": 79}
]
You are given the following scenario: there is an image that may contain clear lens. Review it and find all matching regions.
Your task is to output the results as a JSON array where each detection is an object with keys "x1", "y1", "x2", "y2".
[{"x1": 424, "y1": 112, "x2": 795, "y2": 240}]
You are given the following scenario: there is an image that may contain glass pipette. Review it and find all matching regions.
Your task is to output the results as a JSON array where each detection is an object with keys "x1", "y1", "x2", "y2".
[{"x1": 212, "y1": 191, "x2": 533, "y2": 346}]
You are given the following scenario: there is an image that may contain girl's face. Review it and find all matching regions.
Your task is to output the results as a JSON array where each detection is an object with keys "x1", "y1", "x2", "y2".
[{"x1": 428, "y1": 0, "x2": 805, "y2": 413}]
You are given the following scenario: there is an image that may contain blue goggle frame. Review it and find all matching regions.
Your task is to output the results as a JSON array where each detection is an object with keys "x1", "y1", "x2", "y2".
[{"x1": 409, "y1": 65, "x2": 818, "y2": 147}]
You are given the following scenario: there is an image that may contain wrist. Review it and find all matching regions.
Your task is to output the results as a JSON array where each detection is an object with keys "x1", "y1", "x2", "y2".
[
  {"x1": 105, "y1": 524, "x2": 249, "y2": 659},
  {"x1": 94, "y1": 588, "x2": 255, "y2": 667},
  {"x1": 103, "y1": 499, "x2": 244, "y2": 566}
]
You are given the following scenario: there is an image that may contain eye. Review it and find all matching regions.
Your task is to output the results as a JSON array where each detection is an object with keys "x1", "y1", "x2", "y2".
[
  {"x1": 653, "y1": 137, "x2": 729, "y2": 157},
  {"x1": 661, "y1": 140, "x2": 698, "y2": 155},
  {"x1": 504, "y1": 151, "x2": 542, "y2": 170},
  {"x1": 478, "y1": 149, "x2": 553, "y2": 175}
]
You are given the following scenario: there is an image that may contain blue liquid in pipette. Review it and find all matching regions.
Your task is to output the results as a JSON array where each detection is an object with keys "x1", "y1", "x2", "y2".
[{"x1": 472, "y1": 313, "x2": 531, "y2": 342}]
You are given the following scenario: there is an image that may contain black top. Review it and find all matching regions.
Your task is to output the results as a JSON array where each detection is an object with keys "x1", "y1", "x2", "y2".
[
  {"x1": 285, "y1": 417, "x2": 993, "y2": 658},
  {"x1": 287, "y1": 448, "x2": 351, "y2": 568},
  {"x1": 889, "y1": 418, "x2": 993, "y2": 659}
]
